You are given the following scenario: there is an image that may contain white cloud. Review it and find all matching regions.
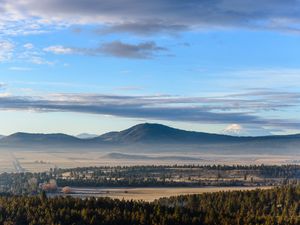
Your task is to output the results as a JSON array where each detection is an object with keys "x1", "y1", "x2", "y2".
[
  {"x1": 44, "y1": 45, "x2": 74, "y2": 54},
  {"x1": 16, "y1": 44, "x2": 55, "y2": 65},
  {"x1": 1, "y1": 0, "x2": 300, "y2": 36},
  {"x1": 30, "y1": 56, "x2": 53, "y2": 65},
  {"x1": 23, "y1": 43, "x2": 34, "y2": 49},
  {"x1": 0, "y1": 91, "x2": 300, "y2": 132},
  {"x1": 0, "y1": 40, "x2": 14, "y2": 62},
  {"x1": 9, "y1": 66, "x2": 32, "y2": 71}
]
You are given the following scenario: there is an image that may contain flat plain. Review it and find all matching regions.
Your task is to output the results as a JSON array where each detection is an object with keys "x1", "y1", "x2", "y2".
[{"x1": 1, "y1": 150, "x2": 300, "y2": 173}]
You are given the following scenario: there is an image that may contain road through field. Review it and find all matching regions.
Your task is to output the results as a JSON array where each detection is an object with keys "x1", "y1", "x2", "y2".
[{"x1": 11, "y1": 153, "x2": 26, "y2": 173}]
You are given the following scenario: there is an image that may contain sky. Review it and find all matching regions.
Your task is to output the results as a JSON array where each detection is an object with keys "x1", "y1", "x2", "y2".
[{"x1": 1, "y1": 0, "x2": 300, "y2": 136}]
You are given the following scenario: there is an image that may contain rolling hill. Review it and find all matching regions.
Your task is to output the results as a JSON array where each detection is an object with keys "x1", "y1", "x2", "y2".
[
  {"x1": 96, "y1": 123, "x2": 239, "y2": 143},
  {"x1": 0, "y1": 123, "x2": 299, "y2": 154}
]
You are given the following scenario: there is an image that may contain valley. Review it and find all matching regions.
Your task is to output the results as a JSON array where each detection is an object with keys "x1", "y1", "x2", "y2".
[{"x1": 0, "y1": 150, "x2": 300, "y2": 174}]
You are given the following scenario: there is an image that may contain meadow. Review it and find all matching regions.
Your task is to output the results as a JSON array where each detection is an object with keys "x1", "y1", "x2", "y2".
[{"x1": 53, "y1": 186, "x2": 271, "y2": 201}]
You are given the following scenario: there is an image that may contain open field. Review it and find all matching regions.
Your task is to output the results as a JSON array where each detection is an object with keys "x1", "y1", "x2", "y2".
[
  {"x1": 1, "y1": 150, "x2": 300, "y2": 173},
  {"x1": 52, "y1": 186, "x2": 272, "y2": 202},
  {"x1": 0, "y1": 151, "x2": 15, "y2": 173}
]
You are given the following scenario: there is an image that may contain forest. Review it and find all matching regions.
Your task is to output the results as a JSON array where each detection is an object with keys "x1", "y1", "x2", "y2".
[
  {"x1": 0, "y1": 185, "x2": 299, "y2": 225},
  {"x1": 56, "y1": 164, "x2": 300, "y2": 188},
  {"x1": 2, "y1": 164, "x2": 300, "y2": 195}
]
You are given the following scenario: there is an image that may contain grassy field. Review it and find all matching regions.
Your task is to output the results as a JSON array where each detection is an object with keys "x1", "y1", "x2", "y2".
[
  {"x1": 0, "y1": 151, "x2": 15, "y2": 173},
  {"x1": 54, "y1": 186, "x2": 272, "y2": 202}
]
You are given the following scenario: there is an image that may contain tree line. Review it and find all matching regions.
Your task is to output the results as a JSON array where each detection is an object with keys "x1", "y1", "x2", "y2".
[{"x1": 0, "y1": 185, "x2": 300, "y2": 224}]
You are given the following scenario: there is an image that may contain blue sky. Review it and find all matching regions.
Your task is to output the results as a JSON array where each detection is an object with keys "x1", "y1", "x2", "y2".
[{"x1": 1, "y1": 0, "x2": 300, "y2": 136}]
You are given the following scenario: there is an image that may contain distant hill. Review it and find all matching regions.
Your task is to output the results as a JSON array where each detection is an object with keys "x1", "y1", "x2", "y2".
[
  {"x1": 76, "y1": 133, "x2": 99, "y2": 139},
  {"x1": 0, "y1": 135, "x2": 4, "y2": 139},
  {"x1": 1, "y1": 123, "x2": 300, "y2": 154},
  {"x1": 96, "y1": 123, "x2": 238, "y2": 144},
  {"x1": 2, "y1": 132, "x2": 80, "y2": 142},
  {"x1": 0, "y1": 132, "x2": 82, "y2": 148}
]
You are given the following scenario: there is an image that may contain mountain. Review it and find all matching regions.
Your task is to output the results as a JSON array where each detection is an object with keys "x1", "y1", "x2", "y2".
[
  {"x1": 95, "y1": 123, "x2": 300, "y2": 153},
  {"x1": 0, "y1": 123, "x2": 300, "y2": 154},
  {"x1": 0, "y1": 132, "x2": 82, "y2": 148},
  {"x1": 96, "y1": 123, "x2": 238, "y2": 144},
  {"x1": 222, "y1": 124, "x2": 273, "y2": 137},
  {"x1": 0, "y1": 135, "x2": 4, "y2": 139},
  {"x1": 222, "y1": 124, "x2": 243, "y2": 136},
  {"x1": 76, "y1": 133, "x2": 99, "y2": 139},
  {"x1": 2, "y1": 132, "x2": 80, "y2": 142}
]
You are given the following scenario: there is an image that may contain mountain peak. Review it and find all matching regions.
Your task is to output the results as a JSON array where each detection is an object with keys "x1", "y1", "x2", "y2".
[
  {"x1": 124, "y1": 123, "x2": 176, "y2": 132},
  {"x1": 98, "y1": 123, "x2": 231, "y2": 143},
  {"x1": 118, "y1": 123, "x2": 183, "y2": 142}
]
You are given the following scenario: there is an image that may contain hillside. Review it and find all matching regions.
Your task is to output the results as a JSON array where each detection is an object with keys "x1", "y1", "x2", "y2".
[
  {"x1": 96, "y1": 123, "x2": 239, "y2": 144},
  {"x1": 0, "y1": 123, "x2": 300, "y2": 153}
]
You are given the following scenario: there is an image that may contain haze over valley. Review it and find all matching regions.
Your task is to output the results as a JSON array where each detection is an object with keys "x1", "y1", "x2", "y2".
[
  {"x1": 1, "y1": 0, "x2": 300, "y2": 224},
  {"x1": 0, "y1": 123, "x2": 300, "y2": 174}
]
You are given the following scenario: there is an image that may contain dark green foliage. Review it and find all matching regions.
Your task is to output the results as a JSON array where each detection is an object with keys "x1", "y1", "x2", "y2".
[
  {"x1": 0, "y1": 186, "x2": 300, "y2": 224},
  {"x1": 47, "y1": 164, "x2": 300, "y2": 188},
  {"x1": 2, "y1": 165, "x2": 300, "y2": 195}
]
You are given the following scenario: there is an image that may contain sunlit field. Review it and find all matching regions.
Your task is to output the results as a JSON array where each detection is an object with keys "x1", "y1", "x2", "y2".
[
  {"x1": 51, "y1": 186, "x2": 272, "y2": 202},
  {"x1": 0, "y1": 151, "x2": 15, "y2": 173}
]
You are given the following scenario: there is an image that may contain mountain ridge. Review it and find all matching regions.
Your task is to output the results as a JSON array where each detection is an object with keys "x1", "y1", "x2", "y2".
[
  {"x1": 96, "y1": 123, "x2": 240, "y2": 143},
  {"x1": 3, "y1": 123, "x2": 300, "y2": 140},
  {"x1": 0, "y1": 123, "x2": 300, "y2": 153}
]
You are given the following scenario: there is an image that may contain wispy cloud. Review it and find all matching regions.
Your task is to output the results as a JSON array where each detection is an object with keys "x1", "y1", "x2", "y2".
[
  {"x1": 199, "y1": 68, "x2": 300, "y2": 91},
  {"x1": 0, "y1": 41, "x2": 55, "y2": 65},
  {"x1": 98, "y1": 22, "x2": 189, "y2": 36},
  {"x1": 0, "y1": 83, "x2": 6, "y2": 89},
  {"x1": 23, "y1": 43, "x2": 34, "y2": 49},
  {"x1": 100, "y1": 41, "x2": 167, "y2": 59},
  {"x1": 44, "y1": 45, "x2": 74, "y2": 54},
  {"x1": 0, "y1": 40, "x2": 14, "y2": 62},
  {"x1": 9, "y1": 67, "x2": 32, "y2": 71},
  {"x1": 44, "y1": 41, "x2": 167, "y2": 59},
  {"x1": 2, "y1": 0, "x2": 300, "y2": 35},
  {"x1": 0, "y1": 94, "x2": 260, "y2": 125},
  {"x1": 17, "y1": 45, "x2": 54, "y2": 65},
  {"x1": 0, "y1": 90, "x2": 300, "y2": 131},
  {"x1": 28, "y1": 56, "x2": 54, "y2": 65}
]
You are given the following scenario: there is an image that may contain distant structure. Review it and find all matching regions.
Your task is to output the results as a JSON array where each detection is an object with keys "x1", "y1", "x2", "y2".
[
  {"x1": 62, "y1": 186, "x2": 72, "y2": 194},
  {"x1": 40, "y1": 179, "x2": 58, "y2": 192}
]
